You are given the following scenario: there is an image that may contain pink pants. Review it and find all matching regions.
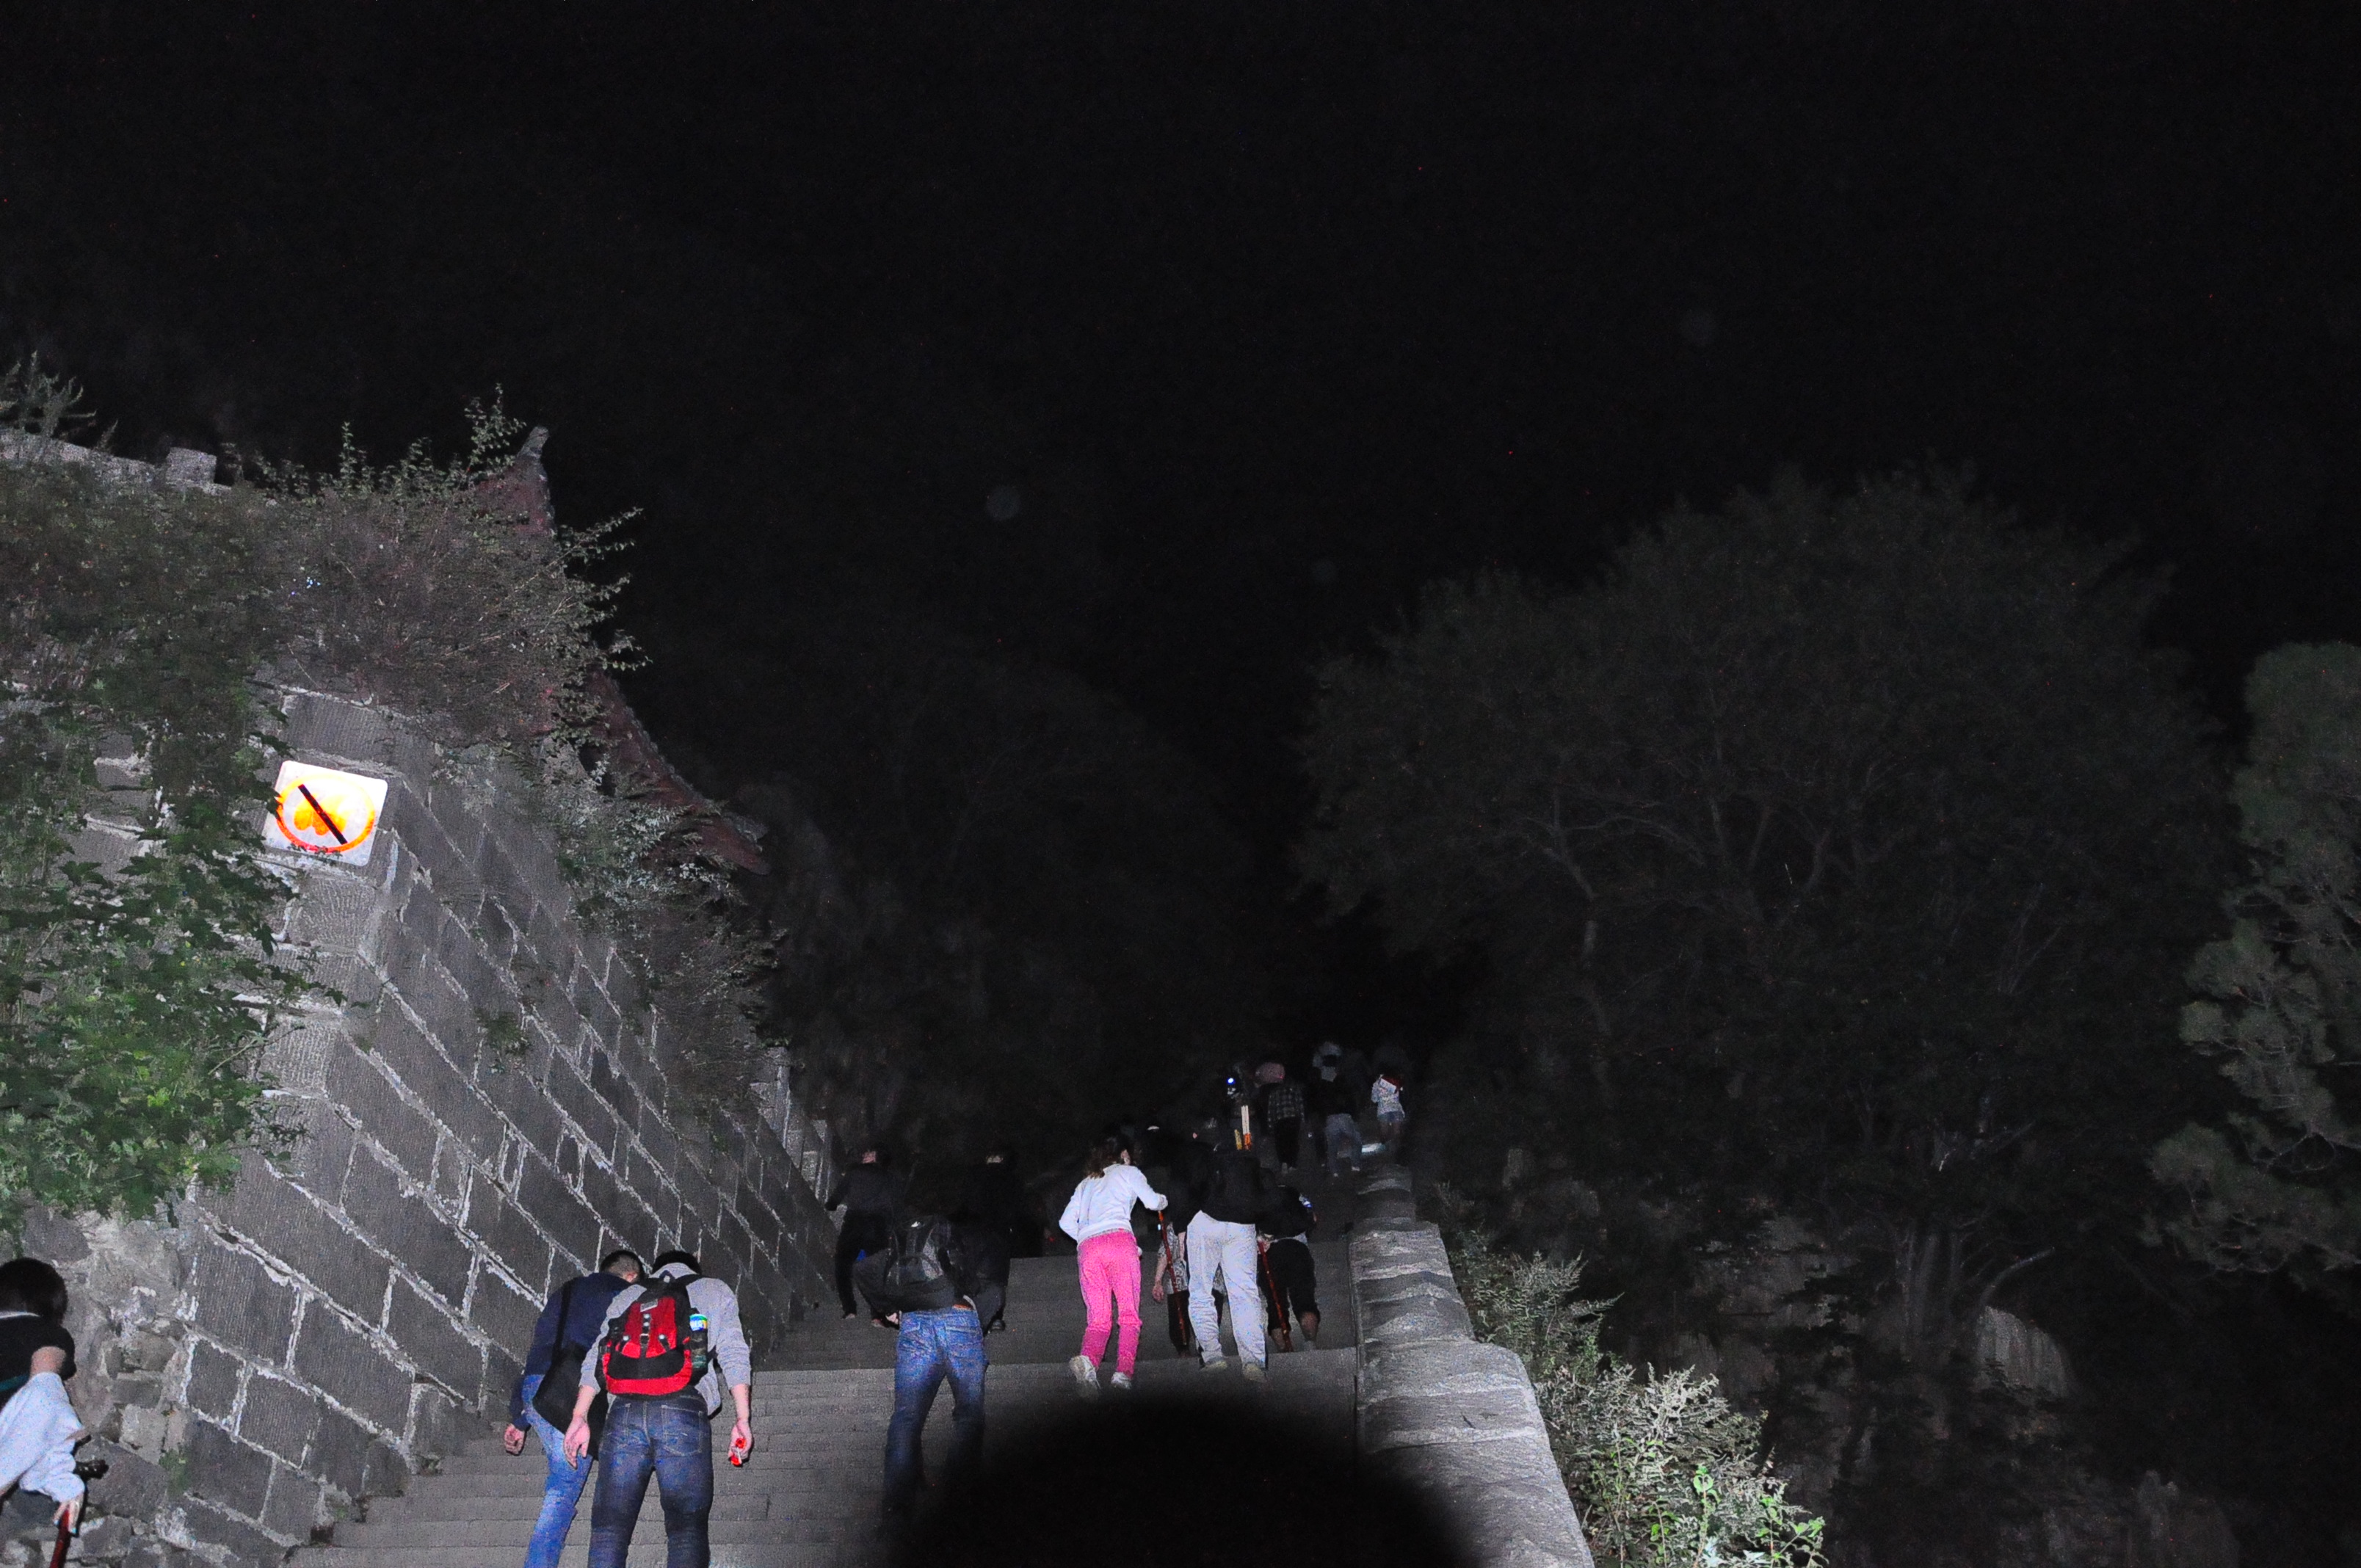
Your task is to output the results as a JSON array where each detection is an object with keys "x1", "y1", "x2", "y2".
[{"x1": 1076, "y1": 1231, "x2": 1144, "y2": 1376}]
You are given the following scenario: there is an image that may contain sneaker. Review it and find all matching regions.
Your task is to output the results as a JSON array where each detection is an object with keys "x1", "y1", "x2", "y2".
[
  {"x1": 1068, "y1": 1354, "x2": 1100, "y2": 1399},
  {"x1": 1199, "y1": 1354, "x2": 1230, "y2": 1373},
  {"x1": 1109, "y1": 1372, "x2": 1134, "y2": 1393},
  {"x1": 1241, "y1": 1360, "x2": 1267, "y2": 1384}
]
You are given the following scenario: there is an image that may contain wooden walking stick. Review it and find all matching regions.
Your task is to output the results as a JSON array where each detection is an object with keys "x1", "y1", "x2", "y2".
[{"x1": 48, "y1": 1515, "x2": 73, "y2": 1568}]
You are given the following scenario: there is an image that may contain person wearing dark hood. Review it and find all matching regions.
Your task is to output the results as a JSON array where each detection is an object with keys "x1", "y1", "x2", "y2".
[
  {"x1": 951, "y1": 1150, "x2": 1020, "y2": 1332},
  {"x1": 826, "y1": 1147, "x2": 904, "y2": 1321}
]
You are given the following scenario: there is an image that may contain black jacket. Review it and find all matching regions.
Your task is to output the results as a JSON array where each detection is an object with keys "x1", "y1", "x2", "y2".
[
  {"x1": 827, "y1": 1164, "x2": 904, "y2": 1218},
  {"x1": 855, "y1": 1215, "x2": 1002, "y2": 1320},
  {"x1": 1193, "y1": 1144, "x2": 1270, "y2": 1225}
]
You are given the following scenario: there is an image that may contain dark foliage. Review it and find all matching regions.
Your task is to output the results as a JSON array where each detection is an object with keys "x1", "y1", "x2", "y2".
[{"x1": 1302, "y1": 470, "x2": 2228, "y2": 1360}]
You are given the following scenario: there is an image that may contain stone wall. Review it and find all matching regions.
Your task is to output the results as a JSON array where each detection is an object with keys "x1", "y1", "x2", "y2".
[
  {"x1": 10, "y1": 686, "x2": 837, "y2": 1568},
  {"x1": 1349, "y1": 1168, "x2": 1595, "y2": 1568}
]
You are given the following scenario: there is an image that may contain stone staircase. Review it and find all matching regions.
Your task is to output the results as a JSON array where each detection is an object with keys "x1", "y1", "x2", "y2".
[{"x1": 294, "y1": 1172, "x2": 1362, "y2": 1568}]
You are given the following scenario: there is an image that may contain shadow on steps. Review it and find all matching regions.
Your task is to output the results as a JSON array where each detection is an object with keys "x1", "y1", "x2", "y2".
[{"x1": 889, "y1": 1401, "x2": 1470, "y2": 1568}]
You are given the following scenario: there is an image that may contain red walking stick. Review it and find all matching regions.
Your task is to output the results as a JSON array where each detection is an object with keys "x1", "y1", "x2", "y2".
[
  {"x1": 1258, "y1": 1238, "x2": 1294, "y2": 1353},
  {"x1": 49, "y1": 1517, "x2": 73, "y2": 1568}
]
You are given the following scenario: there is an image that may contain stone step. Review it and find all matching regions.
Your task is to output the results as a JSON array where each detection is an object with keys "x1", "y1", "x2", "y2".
[{"x1": 304, "y1": 1172, "x2": 1372, "y2": 1568}]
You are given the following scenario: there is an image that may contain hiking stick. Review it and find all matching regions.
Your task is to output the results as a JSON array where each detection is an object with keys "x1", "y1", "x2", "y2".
[
  {"x1": 1258, "y1": 1241, "x2": 1294, "y2": 1353},
  {"x1": 48, "y1": 1517, "x2": 71, "y2": 1568}
]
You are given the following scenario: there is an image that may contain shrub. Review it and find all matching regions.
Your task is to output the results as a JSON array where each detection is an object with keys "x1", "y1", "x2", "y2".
[{"x1": 1440, "y1": 1197, "x2": 1827, "y2": 1567}]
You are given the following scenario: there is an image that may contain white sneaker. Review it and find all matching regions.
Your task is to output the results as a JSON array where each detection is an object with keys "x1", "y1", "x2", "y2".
[
  {"x1": 1199, "y1": 1354, "x2": 1230, "y2": 1373},
  {"x1": 1241, "y1": 1360, "x2": 1267, "y2": 1384},
  {"x1": 1068, "y1": 1354, "x2": 1100, "y2": 1399},
  {"x1": 1109, "y1": 1372, "x2": 1134, "y2": 1393}
]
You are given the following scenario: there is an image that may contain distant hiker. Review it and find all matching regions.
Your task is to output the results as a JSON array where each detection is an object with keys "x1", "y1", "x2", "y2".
[
  {"x1": 502, "y1": 1249, "x2": 641, "y2": 1568},
  {"x1": 564, "y1": 1250, "x2": 752, "y2": 1568},
  {"x1": 1337, "y1": 1045, "x2": 1374, "y2": 1109},
  {"x1": 856, "y1": 1213, "x2": 994, "y2": 1524},
  {"x1": 827, "y1": 1146, "x2": 904, "y2": 1321},
  {"x1": 952, "y1": 1148, "x2": 1026, "y2": 1329},
  {"x1": 1258, "y1": 1184, "x2": 1321, "y2": 1347},
  {"x1": 0, "y1": 1258, "x2": 84, "y2": 1536},
  {"x1": 958, "y1": 1146, "x2": 1034, "y2": 1258},
  {"x1": 1186, "y1": 1122, "x2": 1274, "y2": 1381},
  {"x1": 1371, "y1": 1071, "x2": 1407, "y2": 1155},
  {"x1": 1306, "y1": 1050, "x2": 1360, "y2": 1177},
  {"x1": 1258, "y1": 1063, "x2": 1305, "y2": 1175},
  {"x1": 1057, "y1": 1133, "x2": 1168, "y2": 1397}
]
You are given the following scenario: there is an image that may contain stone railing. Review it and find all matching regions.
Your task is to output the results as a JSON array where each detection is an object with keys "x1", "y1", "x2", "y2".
[{"x1": 1350, "y1": 1167, "x2": 1596, "y2": 1568}]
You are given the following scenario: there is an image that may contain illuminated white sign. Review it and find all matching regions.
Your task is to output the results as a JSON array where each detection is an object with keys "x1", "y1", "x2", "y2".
[{"x1": 263, "y1": 761, "x2": 388, "y2": 866}]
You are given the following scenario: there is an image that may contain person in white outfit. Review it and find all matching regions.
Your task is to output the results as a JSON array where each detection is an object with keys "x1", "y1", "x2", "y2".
[
  {"x1": 1057, "y1": 1135, "x2": 1167, "y2": 1396},
  {"x1": 1184, "y1": 1125, "x2": 1274, "y2": 1380}
]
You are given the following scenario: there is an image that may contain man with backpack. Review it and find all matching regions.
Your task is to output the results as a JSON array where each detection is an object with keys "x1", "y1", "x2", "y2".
[
  {"x1": 1186, "y1": 1117, "x2": 1274, "y2": 1382},
  {"x1": 855, "y1": 1212, "x2": 994, "y2": 1525},
  {"x1": 562, "y1": 1249, "x2": 752, "y2": 1568},
  {"x1": 501, "y1": 1249, "x2": 641, "y2": 1568}
]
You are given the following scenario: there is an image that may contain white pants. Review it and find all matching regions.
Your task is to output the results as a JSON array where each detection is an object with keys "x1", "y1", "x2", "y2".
[{"x1": 1185, "y1": 1213, "x2": 1266, "y2": 1369}]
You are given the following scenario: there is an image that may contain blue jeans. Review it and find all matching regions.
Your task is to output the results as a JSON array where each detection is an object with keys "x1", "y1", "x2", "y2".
[
  {"x1": 589, "y1": 1393, "x2": 713, "y2": 1568},
  {"x1": 882, "y1": 1307, "x2": 987, "y2": 1516},
  {"x1": 518, "y1": 1376, "x2": 594, "y2": 1568}
]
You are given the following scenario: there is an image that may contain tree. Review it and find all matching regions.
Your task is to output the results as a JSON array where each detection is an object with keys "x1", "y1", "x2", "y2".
[
  {"x1": 2155, "y1": 643, "x2": 2361, "y2": 1296},
  {"x1": 1301, "y1": 470, "x2": 2224, "y2": 1362}
]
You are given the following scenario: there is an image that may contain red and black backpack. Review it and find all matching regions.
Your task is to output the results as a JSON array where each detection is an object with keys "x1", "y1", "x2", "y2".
[{"x1": 596, "y1": 1276, "x2": 710, "y2": 1398}]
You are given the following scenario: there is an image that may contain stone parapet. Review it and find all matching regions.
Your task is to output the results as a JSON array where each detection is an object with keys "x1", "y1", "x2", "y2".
[{"x1": 1350, "y1": 1169, "x2": 1595, "y2": 1568}]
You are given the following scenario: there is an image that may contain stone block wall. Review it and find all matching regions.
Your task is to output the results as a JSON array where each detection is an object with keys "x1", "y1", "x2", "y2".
[
  {"x1": 1349, "y1": 1168, "x2": 1595, "y2": 1568},
  {"x1": 15, "y1": 686, "x2": 837, "y2": 1568}
]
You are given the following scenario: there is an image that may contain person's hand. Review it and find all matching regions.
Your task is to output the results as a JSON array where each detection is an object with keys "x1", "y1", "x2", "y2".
[
  {"x1": 729, "y1": 1417, "x2": 753, "y2": 1462},
  {"x1": 501, "y1": 1423, "x2": 528, "y2": 1456},
  {"x1": 563, "y1": 1417, "x2": 592, "y2": 1463},
  {"x1": 54, "y1": 1496, "x2": 81, "y2": 1533}
]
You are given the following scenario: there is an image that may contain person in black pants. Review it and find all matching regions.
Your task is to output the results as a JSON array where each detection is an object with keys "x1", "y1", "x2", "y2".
[{"x1": 825, "y1": 1146, "x2": 903, "y2": 1320}]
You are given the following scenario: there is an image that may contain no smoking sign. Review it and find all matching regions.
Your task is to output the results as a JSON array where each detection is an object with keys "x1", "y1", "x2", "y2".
[{"x1": 264, "y1": 761, "x2": 388, "y2": 866}]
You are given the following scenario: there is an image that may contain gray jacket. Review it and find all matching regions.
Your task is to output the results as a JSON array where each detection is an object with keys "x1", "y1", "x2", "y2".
[{"x1": 578, "y1": 1263, "x2": 751, "y2": 1418}]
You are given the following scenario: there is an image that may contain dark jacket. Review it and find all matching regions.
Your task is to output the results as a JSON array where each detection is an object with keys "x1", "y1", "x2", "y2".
[
  {"x1": 827, "y1": 1164, "x2": 905, "y2": 1218},
  {"x1": 855, "y1": 1216, "x2": 1001, "y2": 1321},
  {"x1": 955, "y1": 1161, "x2": 1029, "y2": 1235},
  {"x1": 1193, "y1": 1144, "x2": 1270, "y2": 1225},
  {"x1": 512, "y1": 1269, "x2": 632, "y2": 1423},
  {"x1": 1305, "y1": 1072, "x2": 1352, "y2": 1119}
]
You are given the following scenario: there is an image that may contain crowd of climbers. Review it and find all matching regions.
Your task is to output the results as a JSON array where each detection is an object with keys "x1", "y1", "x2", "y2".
[{"x1": 0, "y1": 1040, "x2": 1410, "y2": 1563}]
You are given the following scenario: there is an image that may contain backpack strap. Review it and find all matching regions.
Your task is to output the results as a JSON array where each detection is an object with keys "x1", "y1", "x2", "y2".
[{"x1": 551, "y1": 1275, "x2": 579, "y2": 1354}]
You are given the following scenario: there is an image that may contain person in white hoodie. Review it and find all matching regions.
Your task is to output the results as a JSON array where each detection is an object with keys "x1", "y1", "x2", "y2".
[
  {"x1": 0, "y1": 1258, "x2": 84, "y2": 1536},
  {"x1": 1056, "y1": 1134, "x2": 1166, "y2": 1397}
]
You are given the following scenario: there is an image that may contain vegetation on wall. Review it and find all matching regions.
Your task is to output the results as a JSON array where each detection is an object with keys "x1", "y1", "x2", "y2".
[
  {"x1": 0, "y1": 360, "x2": 739, "y2": 1224},
  {"x1": 1440, "y1": 1197, "x2": 1826, "y2": 1567}
]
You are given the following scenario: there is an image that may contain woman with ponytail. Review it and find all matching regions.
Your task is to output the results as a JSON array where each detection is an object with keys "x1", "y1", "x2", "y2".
[{"x1": 1056, "y1": 1133, "x2": 1166, "y2": 1397}]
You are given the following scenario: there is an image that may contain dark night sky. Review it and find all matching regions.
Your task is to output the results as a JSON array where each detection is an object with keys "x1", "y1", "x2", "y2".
[{"x1": 6, "y1": 1, "x2": 2360, "y2": 859}]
